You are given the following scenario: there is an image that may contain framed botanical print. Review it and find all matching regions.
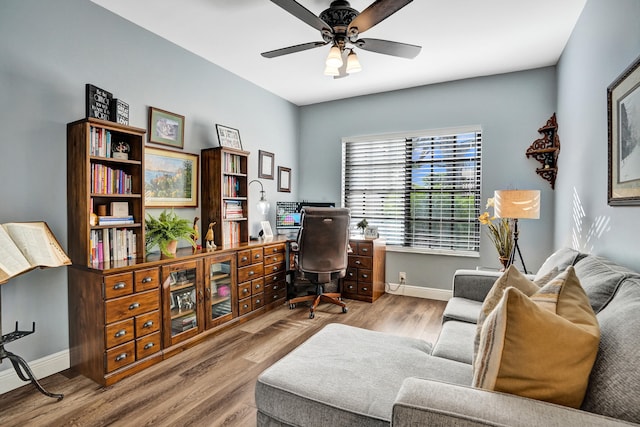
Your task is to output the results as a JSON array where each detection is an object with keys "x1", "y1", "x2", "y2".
[
  {"x1": 608, "y1": 54, "x2": 640, "y2": 205},
  {"x1": 149, "y1": 107, "x2": 185, "y2": 149}
]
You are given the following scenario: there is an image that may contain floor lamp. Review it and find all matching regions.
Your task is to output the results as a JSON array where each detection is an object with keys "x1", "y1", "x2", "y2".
[{"x1": 494, "y1": 190, "x2": 540, "y2": 273}]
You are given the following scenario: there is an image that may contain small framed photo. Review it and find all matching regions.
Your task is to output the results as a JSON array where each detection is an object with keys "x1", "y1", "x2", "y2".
[
  {"x1": 608, "y1": 54, "x2": 640, "y2": 205},
  {"x1": 260, "y1": 221, "x2": 274, "y2": 238},
  {"x1": 278, "y1": 166, "x2": 291, "y2": 193},
  {"x1": 364, "y1": 226, "x2": 379, "y2": 239},
  {"x1": 216, "y1": 124, "x2": 242, "y2": 150},
  {"x1": 149, "y1": 107, "x2": 185, "y2": 149},
  {"x1": 258, "y1": 150, "x2": 275, "y2": 179}
]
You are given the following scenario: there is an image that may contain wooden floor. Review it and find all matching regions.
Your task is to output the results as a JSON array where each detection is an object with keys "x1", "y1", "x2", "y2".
[{"x1": 0, "y1": 294, "x2": 446, "y2": 427}]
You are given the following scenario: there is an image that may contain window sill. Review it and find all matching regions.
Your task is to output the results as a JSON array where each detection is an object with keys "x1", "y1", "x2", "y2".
[{"x1": 385, "y1": 246, "x2": 480, "y2": 258}]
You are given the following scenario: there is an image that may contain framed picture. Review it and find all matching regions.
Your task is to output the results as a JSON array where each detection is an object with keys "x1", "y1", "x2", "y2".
[
  {"x1": 608, "y1": 54, "x2": 640, "y2": 206},
  {"x1": 258, "y1": 150, "x2": 275, "y2": 179},
  {"x1": 148, "y1": 107, "x2": 185, "y2": 149},
  {"x1": 278, "y1": 166, "x2": 291, "y2": 193},
  {"x1": 145, "y1": 147, "x2": 199, "y2": 207},
  {"x1": 260, "y1": 221, "x2": 274, "y2": 238},
  {"x1": 216, "y1": 124, "x2": 242, "y2": 150},
  {"x1": 364, "y1": 226, "x2": 379, "y2": 239}
]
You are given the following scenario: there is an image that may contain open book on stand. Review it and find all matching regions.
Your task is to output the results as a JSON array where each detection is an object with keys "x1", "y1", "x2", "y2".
[{"x1": 0, "y1": 222, "x2": 71, "y2": 285}]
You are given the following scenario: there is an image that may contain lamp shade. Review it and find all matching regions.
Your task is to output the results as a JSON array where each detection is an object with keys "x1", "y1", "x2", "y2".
[
  {"x1": 346, "y1": 50, "x2": 362, "y2": 74},
  {"x1": 326, "y1": 45, "x2": 343, "y2": 68},
  {"x1": 494, "y1": 190, "x2": 540, "y2": 219}
]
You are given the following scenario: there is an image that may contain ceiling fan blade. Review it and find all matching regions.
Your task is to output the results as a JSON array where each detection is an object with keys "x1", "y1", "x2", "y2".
[
  {"x1": 355, "y1": 38, "x2": 421, "y2": 59},
  {"x1": 348, "y1": 0, "x2": 413, "y2": 35},
  {"x1": 270, "y1": 0, "x2": 332, "y2": 33},
  {"x1": 261, "y1": 41, "x2": 328, "y2": 58}
]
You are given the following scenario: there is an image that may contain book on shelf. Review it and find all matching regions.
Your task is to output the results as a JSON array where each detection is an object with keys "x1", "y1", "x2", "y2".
[
  {"x1": 223, "y1": 200, "x2": 244, "y2": 219},
  {"x1": 97, "y1": 215, "x2": 134, "y2": 226},
  {"x1": 90, "y1": 228, "x2": 136, "y2": 264},
  {"x1": 0, "y1": 222, "x2": 71, "y2": 285}
]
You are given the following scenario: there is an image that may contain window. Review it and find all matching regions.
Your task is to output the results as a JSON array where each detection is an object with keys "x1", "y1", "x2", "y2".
[{"x1": 342, "y1": 126, "x2": 482, "y2": 255}]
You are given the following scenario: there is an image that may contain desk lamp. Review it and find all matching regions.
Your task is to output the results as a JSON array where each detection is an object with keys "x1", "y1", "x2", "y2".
[
  {"x1": 494, "y1": 189, "x2": 540, "y2": 273},
  {"x1": 249, "y1": 179, "x2": 270, "y2": 216}
]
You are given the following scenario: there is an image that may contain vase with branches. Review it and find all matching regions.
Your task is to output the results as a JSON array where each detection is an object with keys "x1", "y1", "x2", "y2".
[{"x1": 478, "y1": 198, "x2": 513, "y2": 269}]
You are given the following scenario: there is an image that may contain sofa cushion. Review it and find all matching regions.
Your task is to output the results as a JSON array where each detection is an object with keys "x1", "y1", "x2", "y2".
[
  {"x1": 534, "y1": 247, "x2": 585, "y2": 282},
  {"x1": 441, "y1": 297, "x2": 482, "y2": 324},
  {"x1": 255, "y1": 323, "x2": 472, "y2": 426},
  {"x1": 581, "y1": 277, "x2": 640, "y2": 424},
  {"x1": 473, "y1": 265, "x2": 540, "y2": 361},
  {"x1": 574, "y1": 254, "x2": 639, "y2": 313},
  {"x1": 473, "y1": 267, "x2": 600, "y2": 408},
  {"x1": 431, "y1": 320, "x2": 476, "y2": 364}
]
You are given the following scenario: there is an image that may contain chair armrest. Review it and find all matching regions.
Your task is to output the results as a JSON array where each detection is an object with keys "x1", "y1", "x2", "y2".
[
  {"x1": 451, "y1": 269, "x2": 502, "y2": 302},
  {"x1": 393, "y1": 378, "x2": 632, "y2": 427}
]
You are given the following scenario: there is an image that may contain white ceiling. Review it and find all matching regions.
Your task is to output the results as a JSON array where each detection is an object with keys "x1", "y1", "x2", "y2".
[{"x1": 91, "y1": 0, "x2": 586, "y2": 106}]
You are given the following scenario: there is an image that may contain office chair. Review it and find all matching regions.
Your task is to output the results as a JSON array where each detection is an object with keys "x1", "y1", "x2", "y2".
[{"x1": 287, "y1": 207, "x2": 350, "y2": 319}]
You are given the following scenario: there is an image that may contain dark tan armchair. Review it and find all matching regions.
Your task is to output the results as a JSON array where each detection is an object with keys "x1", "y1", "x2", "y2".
[{"x1": 287, "y1": 207, "x2": 351, "y2": 319}]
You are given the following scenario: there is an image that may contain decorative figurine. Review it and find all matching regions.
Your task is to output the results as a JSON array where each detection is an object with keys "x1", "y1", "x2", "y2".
[
  {"x1": 205, "y1": 222, "x2": 216, "y2": 251},
  {"x1": 191, "y1": 216, "x2": 201, "y2": 251}
]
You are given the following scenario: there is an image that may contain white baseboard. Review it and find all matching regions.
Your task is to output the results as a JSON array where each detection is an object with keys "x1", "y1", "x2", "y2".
[
  {"x1": 0, "y1": 350, "x2": 70, "y2": 395},
  {"x1": 386, "y1": 283, "x2": 452, "y2": 301}
]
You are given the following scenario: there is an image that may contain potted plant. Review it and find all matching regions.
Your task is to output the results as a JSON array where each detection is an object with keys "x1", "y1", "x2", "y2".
[
  {"x1": 478, "y1": 198, "x2": 513, "y2": 270},
  {"x1": 356, "y1": 218, "x2": 369, "y2": 235},
  {"x1": 145, "y1": 209, "x2": 197, "y2": 258}
]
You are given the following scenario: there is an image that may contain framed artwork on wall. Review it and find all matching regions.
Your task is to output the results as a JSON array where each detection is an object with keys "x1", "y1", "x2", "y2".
[
  {"x1": 145, "y1": 147, "x2": 199, "y2": 207},
  {"x1": 216, "y1": 124, "x2": 242, "y2": 150},
  {"x1": 278, "y1": 166, "x2": 291, "y2": 193},
  {"x1": 148, "y1": 107, "x2": 185, "y2": 149},
  {"x1": 608, "y1": 54, "x2": 640, "y2": 206},
  {"x1": 258, "y1": 150, "x2": 275, "y2": 179}
]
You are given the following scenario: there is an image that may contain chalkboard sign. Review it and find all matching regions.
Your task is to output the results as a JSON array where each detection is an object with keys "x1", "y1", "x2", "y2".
[
  {"x1": 111, "y1": 98, "x2": 129, "y2": 125},
  {"x1": 86, "y1": 84, "x2": 112, "y2": 121}
]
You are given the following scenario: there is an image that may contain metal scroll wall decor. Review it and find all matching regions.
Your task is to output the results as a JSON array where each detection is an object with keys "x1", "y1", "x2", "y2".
[{"x1": 526, "y1": 113, "x2": 561, "y2": 189}]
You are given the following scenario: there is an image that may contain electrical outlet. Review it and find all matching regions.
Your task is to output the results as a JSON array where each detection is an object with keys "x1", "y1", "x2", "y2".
[{"x1": 399, "y1": 272, "x2": 406, "y2": 284}]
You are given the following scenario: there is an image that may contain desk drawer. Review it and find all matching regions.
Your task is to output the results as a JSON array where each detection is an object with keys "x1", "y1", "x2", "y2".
[
  {"x1": 348, "y1": 256, "x2": 372, "y2": 269},
  {"x1": 134, "y1": 268, "x2": 159, "y2": 292},
  {"x1": 252, "y1": 278, "x2": 264, "y2": 295},
  {"x1": 264, "y1": 261, "x2": 285, "y2": 275},
  {"x1": 104, "y1": 273, "x2": 133, "y2": 299},
  {"x1": 105, "y1": 318, "x2": 134, "y2": 349},
  {"x1": 238, "y1": 282, "x2": 252, "y2": 299},
  {"x1": 265, "y1": 281, "x2": 286, "y2": 296},
  {"x1": 239, "y1": 298, "x2": 252, "y2": 316},
  {"x1": 105, "y1": 341, "x2": 135, "y2": 373},
  {"x1": 252, "y1": 293, "x2": 265, "y2": 310},
  {"x1": 343, "y1": 281, "x2": 357, "y2": 293},
  {"x1": 264, "y1": 243, "x2": 286, "y2": 255},
  {"x1": 136, "y1": 332, "x2": 160, "y2": 359},
  {"x1": 264, "y1": 253, "x2": 285, "y2": 265},
  {"x1": 356, "y1": 269, "x2": 373, "y2": 283},
  {"x1": 237, "y1": 249, "x2": 252, "y2": 267},
  {"x1": 265, "y1": 271, "x2": 286, "y2": 286},
  {"x1": 135, "y1": 310, "x2": 160, "y2": 337},
  {"x1": 358, "y1": 282, "x2": 373, "y2": 296},
  {"x1": 105, "y1": 290, "x2": 159, "y2": 324},
  {"x1": 238, "y1": 263, "x2": 264, "y2": 283}
]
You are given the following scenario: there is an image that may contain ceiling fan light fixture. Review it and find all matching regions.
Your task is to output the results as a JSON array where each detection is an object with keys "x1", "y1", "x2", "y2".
[
  {"x1": 326, "y1": 45, "x2": 343, "y2": 68},
  {"x1": 346, "y1": 50, "x2": 362, "y2": 74},
  {"x1": 324, "y1": 64, "x2": 340, "y2": 76}
]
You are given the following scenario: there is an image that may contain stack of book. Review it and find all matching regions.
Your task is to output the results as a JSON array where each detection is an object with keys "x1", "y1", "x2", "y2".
[
  {"x1": 97, "y1": 215, "x2": 134, "y2": 226},
  {"x1": 223, "y1": 201, "x2": 243, "y2": 219}
]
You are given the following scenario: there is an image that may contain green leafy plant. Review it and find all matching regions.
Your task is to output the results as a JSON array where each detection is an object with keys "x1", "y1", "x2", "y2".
[
  {"x1": 145, "y1": 209, "x2": 197, "y2": 257},
  {"x1": 356, "y1": 218, "x2": 368, "y2": 233}
]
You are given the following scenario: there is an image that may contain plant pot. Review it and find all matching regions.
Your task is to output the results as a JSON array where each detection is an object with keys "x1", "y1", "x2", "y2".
[{"x1": 162, "y1": 240, "x2": 178, "y2": 259}]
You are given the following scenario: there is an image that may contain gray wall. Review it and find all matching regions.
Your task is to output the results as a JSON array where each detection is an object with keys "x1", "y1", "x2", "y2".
[
  {"x1": 556, "y1": 0, "x2": 640, "y2": 271},
  {"x1": 0, "y1": 0, "x2": 298, "y2": 370},
  {"x1": 299, "y1": 68, "x2": 558, "y2": 289}
]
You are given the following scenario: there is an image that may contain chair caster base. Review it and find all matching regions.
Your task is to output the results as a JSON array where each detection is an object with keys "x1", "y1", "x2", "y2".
[
  {"x1": 342, "y1": 306, "x2": 348, "y2": 313},
  {"x1": 309, "y1": 311, "x2": 315, "y2": 319}
]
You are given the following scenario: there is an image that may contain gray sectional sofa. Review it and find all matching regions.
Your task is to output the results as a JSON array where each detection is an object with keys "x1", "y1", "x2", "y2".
[{"x1": 255, "y1": 248, "x2": 640, "y2": 426}]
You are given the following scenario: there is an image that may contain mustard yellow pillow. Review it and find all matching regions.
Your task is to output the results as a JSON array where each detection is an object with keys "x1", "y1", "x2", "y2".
[
  {"x1": 472, "y1": 266, "x2": 600, "y2": 408},
  {"x1": 473, "y1": 265, "x2": 540, "y2": 363}
]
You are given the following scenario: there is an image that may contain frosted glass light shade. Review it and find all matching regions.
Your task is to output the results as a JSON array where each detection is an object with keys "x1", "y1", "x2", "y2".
[
  {"x1": 494, "y1": 190, "x2": 540, "y2": 219},
  {"x1": 326, "y1": 45, "x2": 343, "y2": 68},
  {"x1": 346, "y1": 50, "x2": 361, "y2": 73},
  {"x1": 324, "y1": 65, "x2": 339, "y2": 76}
]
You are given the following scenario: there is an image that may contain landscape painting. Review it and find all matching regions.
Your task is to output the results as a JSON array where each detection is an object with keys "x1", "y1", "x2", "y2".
[{"x1": 145, "y1": 147, "x2": 198, "y2": 207}]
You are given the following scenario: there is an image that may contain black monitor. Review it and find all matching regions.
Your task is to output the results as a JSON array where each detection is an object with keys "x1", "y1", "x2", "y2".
[{"x1": 276, "y1": 201, "x2": 335, "y2": 232}]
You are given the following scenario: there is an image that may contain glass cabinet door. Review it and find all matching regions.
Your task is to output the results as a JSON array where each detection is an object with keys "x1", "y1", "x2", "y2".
[
  {"x1": 162, "y1": 260, "x2": 201, "y2": 346},
  {"x1": 205, "y1": 253, "x2": 236, "y2": 328}
]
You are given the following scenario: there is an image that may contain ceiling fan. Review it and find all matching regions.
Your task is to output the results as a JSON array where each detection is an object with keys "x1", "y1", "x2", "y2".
[{"x1": 261, "y1": 0, "x2": 421, "y2": 78}]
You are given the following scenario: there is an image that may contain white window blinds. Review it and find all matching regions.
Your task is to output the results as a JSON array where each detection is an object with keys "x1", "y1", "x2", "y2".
[{"x1": 342, "y1": 127, "x2": 482, "y2": 254}]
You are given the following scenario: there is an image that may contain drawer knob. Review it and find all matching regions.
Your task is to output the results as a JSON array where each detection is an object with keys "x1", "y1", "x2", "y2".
[
  {"x1": 362, "y1": 287, "x2": 368, "y2": 291},
  {"x1": 256, "y1": 299, "x2": 261, "y2": 304},
  {"x1": 115, "y1": 353, "x2": 128, "y2": 362},
  {"x1": 141, "y1": 277, "x2": 152, "y2": 283},
  {"x1": 273, "y1": 285, "x2": 279, "y2": 290},
  {"x1": 248, "y1": 271, "x2": 255, "y2": 276},
  {"x1": 243, "y1": 304, "x2": 249, "y2": 309},
  {"x1": 143, "y1": 320, "x2": 154, "y2": 328},
  {"x1": 272, "y1": 266, "x2": 278, "y2": 271},
  {"x1": 255, "y1": 284, "x2": 261, "y2": 290},
  {"x1": 129, "y1": 302, "x2": 140, "y2": 310},
  {"x1": 114, "y1": 330, "x2": 127, "y2": 338},
  {"x1": 243, "y1": 288, "x2": 249, "y2": 294},
  {"x1": 255, "y1": 254, "x2": 261, "y2": 259},
  {"x1": 348, "y1": 273, "x2": 354, "y2": 278},
  {"x1": 241, "y1": 256, "x2": 248, "y2": 262},
  {"x1": 144, "y1": 342, "x2": 155, "y2": 350},
  {"x1": 362, "y1": 248, "x2": 369, "y2": 253},
  {"x1": 113, "y1": 282, "x2": 126, "y2": 290},
  {"x1": 355, "y1": 260, "x2": 361, "y2": 265},
  {"x1": 362, "y1": 274, "x2": 369, "y2": 279}
]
